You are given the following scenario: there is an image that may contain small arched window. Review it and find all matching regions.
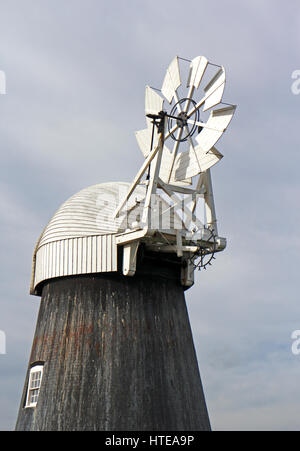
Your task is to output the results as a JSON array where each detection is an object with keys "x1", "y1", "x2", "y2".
[{"x1": 25, "y1": 363, "x2": 44, "y2": 408}]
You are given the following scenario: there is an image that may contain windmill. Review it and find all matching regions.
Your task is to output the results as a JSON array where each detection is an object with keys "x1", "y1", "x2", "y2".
[
  {"x1": 115, "y1": 55, "x2": 235, "y2": 280},
  {"x1": 15, "y1": 55, "x2": 236, "y2": 431}
]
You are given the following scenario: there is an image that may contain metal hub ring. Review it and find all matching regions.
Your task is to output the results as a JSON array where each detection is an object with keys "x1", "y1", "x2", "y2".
[{"x1": 168, "y1": 98, "x2": 200, "y2": 142}]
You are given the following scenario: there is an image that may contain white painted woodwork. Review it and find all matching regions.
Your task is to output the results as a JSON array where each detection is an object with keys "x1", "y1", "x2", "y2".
[
  {"x1": 135, "y1": 127, "x2": 156, "y2": 158},
  {"x1": 161, "y1": 56, "x2": 181, "y2": 103},
  {"x1": 157, "y1": 143, "x2": 174, "y2": 183},
  {"x1": 25, "y1": 365, "x2": 44, "y2": 408},
  {"x1": 145, "y1": 85, "x2": 164, "y2": 115},
  {"x1": 114, "y1": 142, "x2": 162, "y2": 218},
  {"x1": 203, "y1": 67, "x2": 226, "y2": 112},
  {"x1": 158, "y1": 178, "x2": 204, "y2": 231},
  {"x1": 31, "y1": 182, "x2": 145, "y2": 294},
  {"x1": 172, "y1": 146, "x2": 223, "y2": 181},
  {"x1": 158, "y1": 179, "x2": 205, "y2": 196},
  {"x1": 122, "y1": 241, "x2": 139, "y2": 276},
  {"x1": 33, "y1": 234, "x2": 118, "y2": 292},
  {"x1": 187, "y1": 56, "x2": 208, "y2": 89},
  {"x1": 141, "y1": 133, "x2": 164, "y2": 225},
  {"x1": 115, "y1": 228, "x2": 149, "y2": 245},
  {"x1": 147, "y1": 244, "x2": 199, "y2": 253},
  {"x1": 31, "y1": 55, "x2": 235, "y2": 294},
  {"x1": 201, "y1": 169, "x2": 218, "y2": 235},
  {"x1": 195, "y1": 105, "x2": 236, "y2": 153}
]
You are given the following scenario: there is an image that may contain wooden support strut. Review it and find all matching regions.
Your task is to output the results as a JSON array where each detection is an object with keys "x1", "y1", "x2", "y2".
[{"x1": 122, "y1": 241, "x2": 140, "y2": 276}]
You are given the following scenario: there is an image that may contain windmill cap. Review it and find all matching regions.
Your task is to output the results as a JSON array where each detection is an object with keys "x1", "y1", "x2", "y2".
[{"x1": 30, "y1": 182, "x2": 145, "y2": 296}]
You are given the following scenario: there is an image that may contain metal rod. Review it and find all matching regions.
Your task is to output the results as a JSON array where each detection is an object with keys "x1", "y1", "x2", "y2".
[
  {"x1": 166, "y1": 113, "x2": 183, "y2": 121},
  {"x1": 208, "y1": 62, "x2": 222, "y2": 68},
  {"x1": 149, "y1": 86, "x2": 162, "y2": 92},
  {"x1": 220, "y1": 101, "x2": 236, "y2": 107},
  {"x1": 147, "y1": 120, "x2": 156, "y2": 180},
  {"x1": 178, "y1": 57, "x2": 192, "y2": 63},
  {"x1": 150, "y1": 121, "x2": 155, "y2": 151}
]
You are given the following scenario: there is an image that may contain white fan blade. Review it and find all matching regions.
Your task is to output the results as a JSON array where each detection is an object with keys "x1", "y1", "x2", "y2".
[
  {"x1": 161, "y1": 128, "x2": 192, "y2": 185},
  {"x1": 145, "y1": 85, "x2": 164, "y2": 116},
  {"x1": 171, "y1": 146, "x2": 223, "y2": 182},
  {"x1": 184, "y1": 125, "x2": 202, "y2": 173},
  {"x1": 197, "y1": 146, "x2": 223, "y2": 172},
  {"x1": 166, "y1": 128, "x2": 184, "y2": 182},
  {"x1": 157, "y1": 144, "x2": 173, "y2": 183},
  {"x1": 195, "y1": 105, "x2": 236, "y2": 152},
  {"x1": 135, "y1": 127, "x2": 159, "y2": 158},
  {"x1": 187, "y1": 56, "x2": 208, "y2": 89},
  {"x1": 147, "y1": 141, "x2": 192, "y2": 186},
  {"x1": 203, "y1": 67, "x2": 226, "y2": 112},
  {"x1": 186, "y1": 119, "x2": 224, "y2": 132},
  {"x1": 161, "y1": 56, "x2": 181, "y2": 103}
]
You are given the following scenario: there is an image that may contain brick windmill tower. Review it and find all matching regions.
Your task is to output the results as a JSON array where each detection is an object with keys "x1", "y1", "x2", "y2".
[{"x1": 15, "y1": 56, "x2": 236, "y2": 431}]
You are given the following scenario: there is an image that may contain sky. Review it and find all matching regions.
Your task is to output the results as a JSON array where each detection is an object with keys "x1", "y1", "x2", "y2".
[{"x1": 0, "y1": 0, "x2": 300, "y2": 431}]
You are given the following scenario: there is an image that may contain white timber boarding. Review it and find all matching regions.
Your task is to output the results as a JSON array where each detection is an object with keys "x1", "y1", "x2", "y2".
[
  {"x1": 30, "y1": 182, "x2": 145, "y2": 295},
  {"x1": 31, "y1": 56, "x2": 236, "y2": 295}
]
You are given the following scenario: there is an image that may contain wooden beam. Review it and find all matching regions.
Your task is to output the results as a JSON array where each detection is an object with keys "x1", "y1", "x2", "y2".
[{"x1": 114, "y1": 141, "x2": 161, "y2": 218}]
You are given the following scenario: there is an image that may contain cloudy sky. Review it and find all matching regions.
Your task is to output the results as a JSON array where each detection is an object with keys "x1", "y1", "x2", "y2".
[{"x1": 0, "y1": 0, "x2": 300, "y2": 431}]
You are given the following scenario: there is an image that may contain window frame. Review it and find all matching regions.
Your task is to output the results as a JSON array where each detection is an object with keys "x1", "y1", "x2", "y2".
[{"x1": 25, "y1": 364, "x2": 44, "y2": 408}]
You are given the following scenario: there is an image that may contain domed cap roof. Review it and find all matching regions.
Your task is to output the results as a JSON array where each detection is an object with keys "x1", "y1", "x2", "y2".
[
  {"x1": 39, "y1": 182, "x2": 146, "y2": 247},
  {"x1": 31, "y1": 182, "x2": 146, "y2": 295}
]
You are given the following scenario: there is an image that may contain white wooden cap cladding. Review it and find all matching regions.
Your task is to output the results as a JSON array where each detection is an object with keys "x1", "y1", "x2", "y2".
[
  {"x1": 33, "y1": 234, "x2": 117, "y2": 293},
  {"x1": 31, "y1": 182, "x2": 145, "y2": 295}
]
